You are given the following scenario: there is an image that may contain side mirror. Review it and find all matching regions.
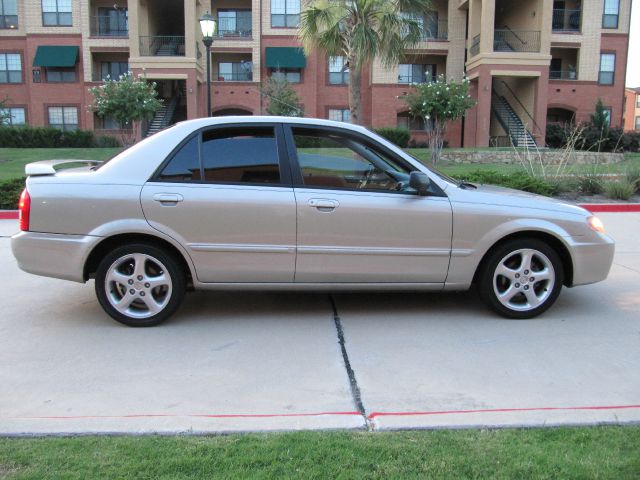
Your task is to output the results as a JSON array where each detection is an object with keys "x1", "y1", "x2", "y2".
[{"x1": 409, "y1": 171, "x2": 431, "y2": 196}]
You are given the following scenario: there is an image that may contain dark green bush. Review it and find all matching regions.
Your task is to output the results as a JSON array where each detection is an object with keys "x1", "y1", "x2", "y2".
[
  {"x1": 0, "y1": 126, "x2": 121, "y2": 148},
  {"x1": 576, "y1": 174, "x2": 604, "y2": 195},
  {"x1": 452, "y1": 170, "x2": 558, "y2": 196},
  {"x1": 0, "y1": 178, "x2": 25, "y2": 209},
  {"x1": 604, "y1": 179, "x2": 636, "y2": 200},
  {"x1": 373, "y1": 127, "x2": 410, "y2": 148},
  {"x1": 545, "y1": 124, "x2": 567, "y2": 149},
  {"x1": 545, "y1": 123, "x2": 639, "y2": 153},
  {"x1": 94, "y1": 135, "x2": 122, "y2": 147}
]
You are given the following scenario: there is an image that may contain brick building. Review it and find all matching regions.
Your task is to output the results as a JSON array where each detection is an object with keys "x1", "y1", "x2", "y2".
[
  {"x1": 0, "y1": 0, "x2": 632, "y2": 147},
  {"x1": 623, "y1": 87, "x2": 640, "y2": 131}
]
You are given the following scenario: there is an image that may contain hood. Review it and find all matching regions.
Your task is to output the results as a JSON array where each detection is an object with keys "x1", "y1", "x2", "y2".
[{"x1": 452, "y1": 183, "x2": 590, "y2": 217}]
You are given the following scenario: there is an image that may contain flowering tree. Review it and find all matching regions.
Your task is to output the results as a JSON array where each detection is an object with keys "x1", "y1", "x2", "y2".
[
  {"x1": 259, "y1": 75, "x2": 304, "y2": 116},
  {"x1": 402, "y1": 75, "x2": 475, "y2": 164},
  {"x1": 89, "y1": 73, "x2": 162, "y2": 145}
]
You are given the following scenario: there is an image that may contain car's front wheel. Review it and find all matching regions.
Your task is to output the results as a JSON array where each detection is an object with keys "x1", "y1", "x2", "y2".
[
  {"x1": 478, "y1": 239, "x2": 564, "y2": 319},
  {"x1": 95, "y1": 244, "x2": 186, "y2": 327}
]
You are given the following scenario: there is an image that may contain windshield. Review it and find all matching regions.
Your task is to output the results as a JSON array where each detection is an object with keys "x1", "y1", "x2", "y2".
[{"x1": 404, "y1": 151, "x2": 461, "y2": 186}]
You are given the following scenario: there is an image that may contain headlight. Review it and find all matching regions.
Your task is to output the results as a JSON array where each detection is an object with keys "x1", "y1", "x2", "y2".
[{"x1": 587, "y1": 216, "x2": 605, "y2": 234}]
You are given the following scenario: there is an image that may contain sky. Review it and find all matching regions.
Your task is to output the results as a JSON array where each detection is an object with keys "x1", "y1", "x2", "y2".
[{"x1": 626, "y1": 0, "x2": 640, "y2": 87}]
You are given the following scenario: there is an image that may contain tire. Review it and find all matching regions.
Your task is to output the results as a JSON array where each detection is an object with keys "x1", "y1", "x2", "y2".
[
  {"x1": 95, "y1": 243, "x2": 186, "y2": 327},
  {"x1": 477, "y1": 238, "x2": 564, "y2": 319}
]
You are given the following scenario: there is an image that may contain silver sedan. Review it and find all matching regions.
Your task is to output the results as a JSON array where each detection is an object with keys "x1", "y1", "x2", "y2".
[{"x1": 11, "y1": 117, "x2": 615, "y2": 326}]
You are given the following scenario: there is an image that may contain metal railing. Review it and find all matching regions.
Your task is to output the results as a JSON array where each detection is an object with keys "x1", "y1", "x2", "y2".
[
  {"x1": 469, "y1": 34, "x2": 480, "y2": 56},
  {"x1": 216, "y1": 27, "x2": 252, "y2": 38},
  {"x1": 494, "y1": 79, "x2": 543, "y2": 137},
  {"x1": 398, "y1": 74, "x2": 436, "y2": 84},
  {"x1": 494, "y1": 28, "x2": 541, "y2": 53},
  {"x1": 422, "y1": 19, "x2": 448, "y2": 40},
  {"x1": 215, "y1": 71, "x2": 253, "y2": 81},
  {"x1": 552, "y1": 9, "x2": 581, "y2": 31},
  {"x1": 549, "y1": 70, "x2": 578, "y2": 80},
  {"x1": 139, "y1": 35, "x2": 185, "y2": 56},
  {"x1": 90, "y1": 15, "x2": 128, "y2": 36}
]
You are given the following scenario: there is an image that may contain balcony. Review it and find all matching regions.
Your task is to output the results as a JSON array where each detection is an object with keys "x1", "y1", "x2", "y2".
[
  {"x1": 552, "y1": 9, "x2": 581, "y2": 32},
  {"x1": 213, "y1": 56, "x2": 253, "y2": 82},
  {"x1": 549, "y1": 70, "x2": 577, "y2": 80},
  {"x1": 90, "y1": 14, "x2": 128, "y2": 37},
  {"x1": 216, "y1": 11, "x2": 252, "y2": 39},
  {"x1": 139, "y1": 36, "x2": 185, "y2": 57},
  {"x1": 422, "y1": 19, "x2": 448, "y2": 40},
  {"x1": 494, "y1": 29, "x2": 541, "y2": 53}
]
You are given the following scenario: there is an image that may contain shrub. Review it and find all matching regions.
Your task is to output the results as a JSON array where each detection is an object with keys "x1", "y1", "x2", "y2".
[
  {"x1": 0, "y1": 178, "x2": 25, "y2": 210},
  {"x1": 625, "y1": 167, "x2": 640, "y2": 193},
  {"x1": 604, "y1": 179, "x2": 636, "y2": 200},
  {"x1": 452, "y1": 170, "x2": 558, "y2": 196},
  {"x1": 373, "y1": 127, "x2": 410, "y2": 148},
  {"x1": 576, "y1": 174, "x2": 604, "y2": 195},
  {"x1": 0, "y1": 126, "x2": 103, "y2": 148},
  {"x1": 545, "y1": 123, "x2": 568, "y2": 149},
  {"x1": 94, "y1": 135, "x2": 122, "y2": 148}
]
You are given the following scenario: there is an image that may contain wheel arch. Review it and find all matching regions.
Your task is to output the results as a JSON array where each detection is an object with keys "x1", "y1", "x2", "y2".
[
  {"x1": 473, "y1": 231, "x2": 574, "y2": 287},
  {"x1": 84, "y1": 233, "x2": 195, "y2": 286}
]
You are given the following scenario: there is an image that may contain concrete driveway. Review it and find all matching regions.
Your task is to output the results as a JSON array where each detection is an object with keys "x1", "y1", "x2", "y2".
[{"x1": 0, "y1": 213, "x2": 638, "y2": 434}]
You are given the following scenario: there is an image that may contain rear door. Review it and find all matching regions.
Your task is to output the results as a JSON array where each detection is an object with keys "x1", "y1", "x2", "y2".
[
  {"x1": 285, "y1": 125, "x2": 453, "y2": 284},
  {"x1": 141, "y1": 123, "x2": 296, "y2": 283}
]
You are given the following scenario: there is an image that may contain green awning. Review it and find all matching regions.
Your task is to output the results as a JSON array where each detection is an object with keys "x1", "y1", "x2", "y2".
[
  {"x1": 32, "y1": 46, "x2": 79, "y2": 67},
  {"x1": 265, "y1": 47, "x2": 306, "y2": 69}
]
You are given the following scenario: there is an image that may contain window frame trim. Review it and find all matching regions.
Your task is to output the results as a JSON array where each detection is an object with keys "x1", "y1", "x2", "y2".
[
  {"x1": 41, "y1": 0, "x2": 73, "y2": 26},
  {"x1": 598, "y1": 52, "x2": 616, "y2": 85},
  {"x1": 149, "y1": 123, "x2": 293, "y2": 188}
]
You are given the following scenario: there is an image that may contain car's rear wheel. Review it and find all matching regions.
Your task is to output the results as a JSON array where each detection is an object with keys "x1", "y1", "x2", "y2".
[
  {"x1": 95, "y1": 244, "x2": 185, "y2": 327},
  {"x1": 478, "y1": 239, "x2": 564, "y2": 319}
]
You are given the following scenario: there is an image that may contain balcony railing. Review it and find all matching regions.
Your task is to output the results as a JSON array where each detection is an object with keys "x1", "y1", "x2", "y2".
[
  {"x1": 550, "y1": 70, "x2": 578, "y2": 80},
  {"x1": 216, "y1": 27, "x2": 252, "y2": 38},
  {"x1": 552, "y1": 9, "x2": 581, "y2": 32},
  {"x1": 216, "y1": 72, "x2": 253, "y2": 81},
  {"x1": 469, "y1": 34, "x2": 480, "y2": 56},
  {"x1": 139, "y1": 36, "x2": 185, "y2": 56},
  {"x1": 90, "y1": 15, "x2": 128, "y2": 36},
  {"x1": 494, "y1": 29, "x2": 541, "y2": 53},
  {"x1": 422, "y1": 19, "x2": 448, "y2": 40}
]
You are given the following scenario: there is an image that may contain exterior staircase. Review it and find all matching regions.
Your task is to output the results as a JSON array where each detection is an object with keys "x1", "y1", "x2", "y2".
[
  {"x1": 491, "y1": 91, "x2": 537, "y2": 148},
  {"x1": 145, "y1": 96, "x2": 179, "y2": 137}
]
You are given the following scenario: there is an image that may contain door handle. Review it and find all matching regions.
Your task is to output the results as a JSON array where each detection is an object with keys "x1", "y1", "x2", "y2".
[
  {"x1": 153, "y1": 193, "x2": 184, "y2": 205},
  {"x1": 308, "y1": 198, "x2": 339, "y2": 211}
]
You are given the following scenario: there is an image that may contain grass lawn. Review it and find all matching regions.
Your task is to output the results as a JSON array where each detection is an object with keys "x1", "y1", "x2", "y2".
[
  {"x1": 0, "y1": 148, "x2": 122, "y2": 182},
  {"x1": 1, "y1": 426, "x2": 638, "y2": 479}
]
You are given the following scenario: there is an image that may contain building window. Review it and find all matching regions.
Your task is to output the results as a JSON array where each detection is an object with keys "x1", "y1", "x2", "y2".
[
  {"x1": 0, "y1": 53, "x2": 21, "y2": 83},
  {"x1": 48, "y1": 106, "x2": 77, "y2": 131},
  {"x1": 602, "y1": 0, "x2": 619, "y2": 28},
  {"x1": 328, "y1": 56, "x2": 349, "y2": 85},
  {"x1": 218, "y1": 10, "x2": 251, "y2": 37},
  {"x1": 598, "y1": 53, "x2": 615, "y2": 85},
  {"x1": 398, "y1": 64, "x2": 435, "y2": 84},
  {"x1": 0, "y1": 0, "x2": 18, "y2": 29},
  {"x1": 636, "y1": 95, "x2": 640, "y2": 108},
  {"x1": 217, "y1": 61, "x2": 252, "y2": 81},
  {"x1": 96, "y1": 7, "x2": 127, "y2": 36},
  {"x1": 271, "y1": 68, "x2": 301, "y2": 83},
  {"x1": 45, "y1": 67, "x2": 75, "y2": 82},
  {"x1": 636, "y1": 116, "x2": 640, "y2": 130},
  {"x1": 271, "y1": 0, "x2": 299, "y2": 27},
  {"x1": 397, "y1": 111, "x2": 427, "y2": 130},
  {"x1": 0, "y1": 107, "x2": 25, "y2": 125},
  {"x1": 100, "y1": 61, "x2": 128, "y2": 80},
  {"x1": 328, "y1": 108, "x2": 350, "y2": 123},
  {"x1": 42, "y1": 0, "x2": 72, "y2": 26}
]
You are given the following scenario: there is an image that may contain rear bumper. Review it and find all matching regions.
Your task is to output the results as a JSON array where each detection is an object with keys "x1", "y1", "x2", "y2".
[
  {"x1": 568, "y1": 234, "x2": 615, "y2": 287},
  {"x1": 11, "y1": 231, "x2": 101, "y2": 283}
]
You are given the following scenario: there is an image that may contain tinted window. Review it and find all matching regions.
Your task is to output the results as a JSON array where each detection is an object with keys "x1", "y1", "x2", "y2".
[
  {"x1": 292, "y1": 128, "x2": 412, "y2": 192},
  {"x1": 158, "y1": 136, "x2": 201, "y2": 182},
  {"x1": 201, "y1": 127, "x2": 280, "y2": 184}
]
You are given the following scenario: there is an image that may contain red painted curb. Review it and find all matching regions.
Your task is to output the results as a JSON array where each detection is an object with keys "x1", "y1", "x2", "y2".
[
  {"x1": 0, "y1": 211, "x2": 18, "y2": 220},
  {"x1": 579, "y1": 204, "x2": 640, "y2": 213},
  {"x1": 367, "y1": 404, "x2": 640, "y2": 420}
]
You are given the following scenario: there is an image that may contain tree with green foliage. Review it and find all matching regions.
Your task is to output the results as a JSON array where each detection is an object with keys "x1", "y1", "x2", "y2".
[
  {"x1": 88, "y1": 73, "x2": 162, "y2": 145},
  {"x1": 402, "y1": 74, "x2": 476, "y2": 164},
  {"x1": 0, "y1": 97, "x2": 12, "y2": 125},
  {"x1": 260, "y1": 75, "x2": 304, "y2": 116},
  {"x1": 299, "y1": 0, "x2": 431, "y2": 125}
]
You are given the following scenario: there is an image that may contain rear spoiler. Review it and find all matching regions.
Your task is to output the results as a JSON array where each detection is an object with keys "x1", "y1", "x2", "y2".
[{"x1": 25, "y1": 159, "x2": 103, "y2": 176}]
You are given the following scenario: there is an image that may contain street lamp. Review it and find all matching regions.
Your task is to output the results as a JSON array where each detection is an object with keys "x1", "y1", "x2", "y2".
[{"x1": 199, "y1": 11, "x2": 216, "y2": 117}]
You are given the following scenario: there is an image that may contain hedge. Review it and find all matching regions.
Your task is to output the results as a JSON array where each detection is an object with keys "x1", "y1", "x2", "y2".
[
  {"x1": 373, "y1": 127, "x2": 410, "y2": 148},
  {"x1": 0, "y1": 126, "x2": 121, "y2": 148},
  {"x1": 0, "y1": 178, "x2": 24, "y2": 210}
]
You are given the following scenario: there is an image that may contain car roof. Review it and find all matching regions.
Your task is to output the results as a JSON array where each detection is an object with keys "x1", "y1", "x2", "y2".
[{"x1": 173, "y1": 116, "x2": 372, "y2": 135}]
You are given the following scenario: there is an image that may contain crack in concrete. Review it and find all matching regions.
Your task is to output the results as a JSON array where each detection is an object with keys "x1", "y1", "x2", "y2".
[{"x1": 329, "y1": 294, "x2": 371, "y2": 430}]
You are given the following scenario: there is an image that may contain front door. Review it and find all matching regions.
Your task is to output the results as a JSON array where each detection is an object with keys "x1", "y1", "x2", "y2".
[
  {"x1": 285, "y1": 125, "x2": 453, "y2": 284},
  {"x1": 141, "y1": 124, "x2": 296, "y2": 283}
]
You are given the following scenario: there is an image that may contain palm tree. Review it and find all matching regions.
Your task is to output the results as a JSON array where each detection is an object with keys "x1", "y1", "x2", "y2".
[{"x1": 299, "y1": 0, "x2": 431, "y2": 125}]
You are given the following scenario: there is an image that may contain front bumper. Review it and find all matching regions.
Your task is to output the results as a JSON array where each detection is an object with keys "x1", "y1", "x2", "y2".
[
  {"x1": 567, "y1": 233, "x2": 615, "y2": 287},
  {"x1": 11, "y1": 231, "x2": 101, "y2": 283}
]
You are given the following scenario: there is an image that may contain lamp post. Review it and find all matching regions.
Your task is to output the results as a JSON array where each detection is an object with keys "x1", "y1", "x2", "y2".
[{"x1": 199, "y1": 11, "x2": 216, "y2": 117}]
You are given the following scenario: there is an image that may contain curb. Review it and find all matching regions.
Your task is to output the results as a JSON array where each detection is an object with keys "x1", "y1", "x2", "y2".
[{"x1": 1, "y1": 204, "x2": 639, "y2": 221}]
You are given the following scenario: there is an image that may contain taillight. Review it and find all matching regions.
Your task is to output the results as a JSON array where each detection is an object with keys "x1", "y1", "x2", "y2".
[{"x1": 18, "y1": 189, "x2": 30, "y2": 231}]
